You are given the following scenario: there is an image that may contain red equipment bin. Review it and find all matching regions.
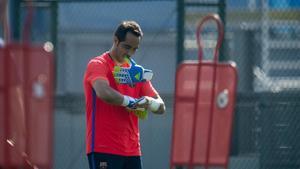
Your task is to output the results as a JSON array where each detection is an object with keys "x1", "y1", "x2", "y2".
[
  {"x1": 0, "y1": 43, "x2": 54, "y2": 169},
  {"x1": 170, "y1": 14, "x2": 238, "y2": 169}
]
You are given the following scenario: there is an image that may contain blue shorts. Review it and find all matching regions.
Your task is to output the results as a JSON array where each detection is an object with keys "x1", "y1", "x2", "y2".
[{"x1": 87, "y1": 152, "x2": 142, "y2": 169}]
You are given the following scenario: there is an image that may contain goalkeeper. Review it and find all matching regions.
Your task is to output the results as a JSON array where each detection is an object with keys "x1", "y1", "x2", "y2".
[{"x1": 83, "y1": 20, "x2": 165, "y2": 169}]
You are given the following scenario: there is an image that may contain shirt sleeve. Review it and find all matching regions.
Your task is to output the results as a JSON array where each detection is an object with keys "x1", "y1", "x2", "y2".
[
  {"x1": 140, "y1": 81, "x2": 158, "y2": 97},
  {"x1": 86, "y1": 59, "x2": 109, "y2": 85}
]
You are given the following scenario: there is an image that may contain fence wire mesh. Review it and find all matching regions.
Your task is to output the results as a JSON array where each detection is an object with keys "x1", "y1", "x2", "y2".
[{"x1": 6, "y1": 0, "x2": 300, "y2": 169}]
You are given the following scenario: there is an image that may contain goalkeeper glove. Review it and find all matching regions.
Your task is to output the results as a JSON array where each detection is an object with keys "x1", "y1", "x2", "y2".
[
  {"x1": 121, "y1": 95, "x2": 145, "y2": 109},
  {"x1": 132, "y1": 108, "x2": 148, "y2": 120},
  {"x1": 113, "y1": 57, "x2": 153, "y2": 86},
  {"x1": 122, "y1": 96, "x2": 148, "y2": 120},
  {"x1": 131, "y1": 96, "x2": 162, "y2": 119}
]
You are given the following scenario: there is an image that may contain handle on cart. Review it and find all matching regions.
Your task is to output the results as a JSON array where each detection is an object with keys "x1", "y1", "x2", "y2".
[
  {"x1": 189, "y1": 14, "x2": 224, "y2": 169},
  {"x1": 196, "y1": 14, "x2": 224, "y2": 63}
]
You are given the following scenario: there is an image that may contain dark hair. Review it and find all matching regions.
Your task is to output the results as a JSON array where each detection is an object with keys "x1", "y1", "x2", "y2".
[{"x1": 114, "y1": 21, "x2": 143, "y2": 42}]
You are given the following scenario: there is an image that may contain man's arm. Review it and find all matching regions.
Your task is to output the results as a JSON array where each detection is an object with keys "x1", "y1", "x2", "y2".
[
  {"x1": 92, "y1": 78, "x2": 124, "y2": 105},
  {"x1": 150, "y1": 95, "x2": 166, "y2": 114},
  {"x1": 92, "y1": 78, "x2": 165, "y2": 113},
  {"x1": 92, "y1": 78, "x2": 143, "y2": 109}
]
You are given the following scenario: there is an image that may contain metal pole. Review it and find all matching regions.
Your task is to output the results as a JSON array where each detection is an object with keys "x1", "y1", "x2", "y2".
[
  {"x1": 10, "y1": 0, "x2": 21, "y2": 41},
  {"x1": 176, "y1": 0, "x2": 184, "y2": 65},
  {"x1": 51, "y1": 1, "x2": 58, "y2": 55},
  {"x1": 218, "y1": 0, "x2": 226, "y2": 61},
  {"x1": 50, "y1": 1, "x2": 58, "y2": 91}
]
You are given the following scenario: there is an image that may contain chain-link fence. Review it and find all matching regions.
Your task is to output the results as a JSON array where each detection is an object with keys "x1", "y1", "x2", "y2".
[{"x1": 11, "y1": 0, "x2": 300, "y2": 169}]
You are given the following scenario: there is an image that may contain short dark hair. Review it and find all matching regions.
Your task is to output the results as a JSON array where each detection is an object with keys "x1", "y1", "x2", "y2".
[{"x1": 114, "y1": 21, "x2": 143, "y2": 42}]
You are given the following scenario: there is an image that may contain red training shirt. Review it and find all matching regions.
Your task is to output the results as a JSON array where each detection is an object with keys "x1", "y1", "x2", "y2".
[{"x1": 83, "y1": 52, "x2": 158, "y2": 156}]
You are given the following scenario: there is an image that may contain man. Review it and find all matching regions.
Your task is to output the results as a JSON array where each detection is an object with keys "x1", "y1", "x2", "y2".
[{"x1": 83, "y1": 21, "x2": 166, "y2": 169}]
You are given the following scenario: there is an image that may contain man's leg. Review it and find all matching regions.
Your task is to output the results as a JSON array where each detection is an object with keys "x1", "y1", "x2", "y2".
[
  {"x1": 87, "y1": 152, "x2": 125, "y2": 169},
  {"x1": 124, "y1": 156, "x2": 142, "y2": 169}
]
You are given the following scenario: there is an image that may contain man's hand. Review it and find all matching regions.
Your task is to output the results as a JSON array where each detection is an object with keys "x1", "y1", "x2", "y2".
[
  {"x1": 122, "y1": 96, "x2": 145, "y2": 109},
  {"x1": 123, "y1": 96, "x2": 166, "y2": 119},
  {"x1": 123, "y1": 96, "x2": 148, "y2": 119},
  {"x1": 136, "y1": 96, "x2": 166, "y2": 114},
  {"x1": 113, "y1": 57, "x2": 153, "y2": 86}
]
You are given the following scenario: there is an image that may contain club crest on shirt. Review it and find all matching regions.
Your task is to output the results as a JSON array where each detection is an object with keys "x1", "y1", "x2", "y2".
[{"x1": 100, "y1": 162, "x2": 108, "y2": 169}]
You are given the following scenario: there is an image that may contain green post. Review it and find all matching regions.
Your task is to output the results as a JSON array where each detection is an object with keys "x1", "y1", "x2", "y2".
[
  {"x1": 10, "y1": 0, "x2": 21, "y2": 41},
  {"x1": 176, "y1": 0, "x2": 184, "y2": 65},
  {"x1": 51, "y1": 1, "x2": 58, "y2": 89},
  {"x1": 218, "y1": 0, "x2": 226, "y2": 61},
  {"x1": 51, "y1": 1, "x2": 58, "y2": 55}
]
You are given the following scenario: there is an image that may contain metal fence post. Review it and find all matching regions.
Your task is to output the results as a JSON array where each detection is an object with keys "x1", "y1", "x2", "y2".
[{"x1": 176, "y1": 0, "x2": 184, "y2": 65}]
